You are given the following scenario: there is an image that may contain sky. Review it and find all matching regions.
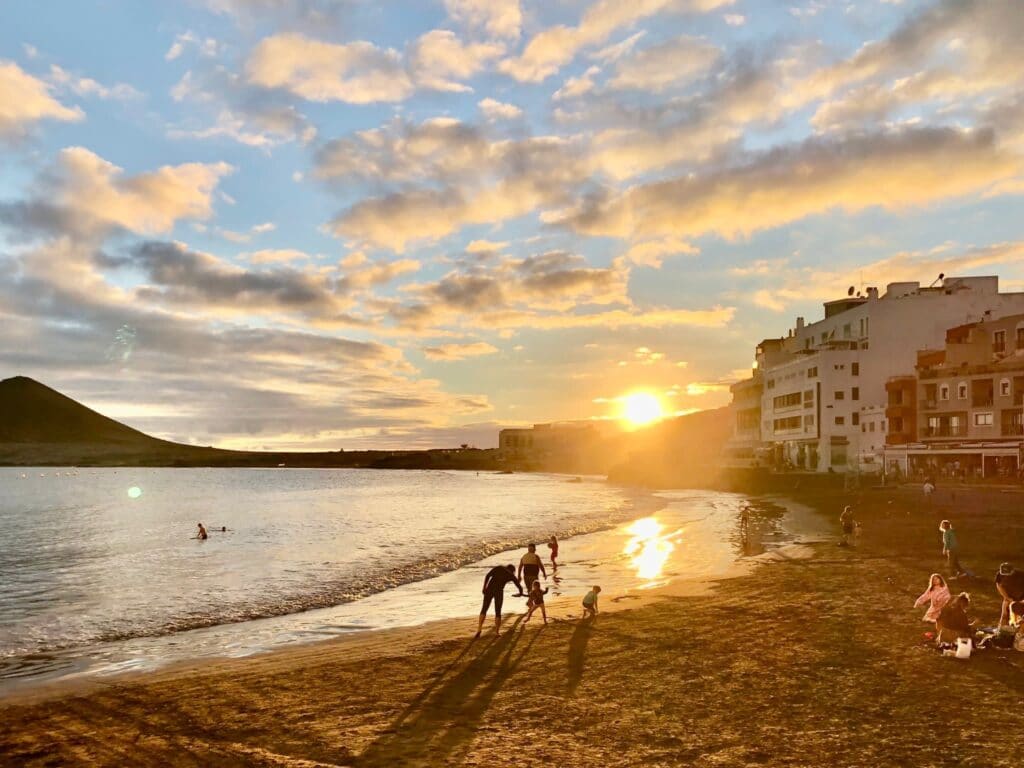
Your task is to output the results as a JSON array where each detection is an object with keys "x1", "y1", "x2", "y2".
[{"x1": 1, "y1": 0, "x2": 1023, "y2": 451}]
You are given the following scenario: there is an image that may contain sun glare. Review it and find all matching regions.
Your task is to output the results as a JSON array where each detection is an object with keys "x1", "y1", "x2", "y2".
[{"x1": 620, "y1": 392, "x2": 664, "y2": 427}]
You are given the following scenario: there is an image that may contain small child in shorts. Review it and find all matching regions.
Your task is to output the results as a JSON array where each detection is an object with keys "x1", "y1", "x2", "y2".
[{"x1": 582, "y1": 585, "x2": 601, "y2": 619}]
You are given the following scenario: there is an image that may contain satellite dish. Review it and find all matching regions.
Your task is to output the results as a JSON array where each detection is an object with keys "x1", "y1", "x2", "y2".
[{"x1": 848, "y1": 286, "x2": 855, "y2": 296}]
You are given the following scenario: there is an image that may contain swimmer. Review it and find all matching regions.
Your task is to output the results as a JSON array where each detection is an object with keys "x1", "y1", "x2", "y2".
[{"x1": 196, "y1": 522, "x2": 208, "y2": 540}]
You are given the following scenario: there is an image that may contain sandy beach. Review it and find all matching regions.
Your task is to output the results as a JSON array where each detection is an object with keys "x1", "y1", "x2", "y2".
[{"x1": 2, "y1": 483, "x2": 1023, "y2": 767}]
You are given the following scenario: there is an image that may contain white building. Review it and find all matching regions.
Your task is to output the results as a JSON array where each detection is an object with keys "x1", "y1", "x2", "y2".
[{"x1": 731, "y1": 276, "x2": 1024, "y2": 472}]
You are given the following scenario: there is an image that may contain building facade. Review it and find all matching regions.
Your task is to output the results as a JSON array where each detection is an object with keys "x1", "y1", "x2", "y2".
[{"x1": 728, "y1": 276, "x2": 1024, "y2": 473}]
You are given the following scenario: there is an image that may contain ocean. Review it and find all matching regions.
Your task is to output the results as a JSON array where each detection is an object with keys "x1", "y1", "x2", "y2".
[{"x1": 0, "y1": 468, "x2": 797, "y2": 691}]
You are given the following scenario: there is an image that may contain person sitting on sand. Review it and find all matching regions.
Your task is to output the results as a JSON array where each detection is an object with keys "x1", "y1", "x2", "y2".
[
  {"x1": 996, "y1": 563, "x2": 1024, "y2": 627},
  {"x1": 838, "y1": 506, "x2": 855, "y2": 547},
  {"x1": 518, "y1": 543, "x2": 547, "y2": 590},
  {"x1": 548, "y1": 536, "x2": 559, "y2": 570},
  {"x1": 935, "y1": 592, "x2": 974, "y2": 644},
  {"x1": 523, "y1": 580, "x2": 550, "y2": 626},
  {"x1": 914, "y1": 573, "x2": 951, "y2": 622},
  {"x1": 582, "y1": 585, "x2": 601, "y2": 619},
  {"x1": 196, "y1": 522, "x2": 208, "y2": 540},
  {"x1": 476, "y1": 564, "x2": 523, "y2": 638},
  {"x1": 939, "y1": 520, "x2": 963, "y2": 578}
]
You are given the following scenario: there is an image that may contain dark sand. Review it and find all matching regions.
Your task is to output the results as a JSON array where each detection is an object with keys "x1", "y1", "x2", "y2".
[{"x1": 2, "y1": 483, "x2": 1023, "y2": 767}]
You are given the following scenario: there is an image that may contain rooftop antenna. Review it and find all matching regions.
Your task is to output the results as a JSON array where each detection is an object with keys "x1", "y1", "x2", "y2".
[{"x1": 929, "y1": 272, "x2": 945, "y2": 288}]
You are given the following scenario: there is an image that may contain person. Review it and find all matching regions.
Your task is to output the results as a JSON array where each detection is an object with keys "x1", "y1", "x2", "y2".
[
  {"x1": 221, "y1": 526, "x2": 227, "y2": 532},
  {"x1": 196, "y1": 522, "x2": 208, "y2": 540},
  {"x1": 995, "y1": 563, "x2": 1024, "y2": 627},
  {"x1": 1011, "y1": 601, "x2": 1024, "y2": 652},
  {"x1": 547, "y1": 535, "x2": 559, "y2": 570},
  {"x1": 839, "y1": 506, "x2": 855, "y2": 546},
  {"x1": 523, "y1": 580, "x2": 549, "y2": 625},
  {"x1": 518, "y1": 543, "x2": 547, "y2": 590},
  {"x1": 582, "y1": 585, "x2": 601, "y2": 619},
  {"x1": 922, "y1": 480, "x2": 935, "y2": 503},
  {"x1": 935, "y1": 592, "x2": 974, "y2": 644},
  {"x1": 739, "y1": 505, "x2": 751, "y2": 536},
  {"x1": 476, "y1": 564, "x2": 522, "y2": 638},
  {"x1": 913, "y1": 573, "x2": 951, "y2": 622},
  {"x1": 939, "y1": 520, "x2": 963, "y2": 577}
]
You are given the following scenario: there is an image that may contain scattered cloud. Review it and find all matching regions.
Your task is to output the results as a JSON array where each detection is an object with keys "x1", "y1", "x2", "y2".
[
  {"x1": 423, "y1": 341, "x2": 499, "y2": 360},
  {"x1": 0, "y1": 60, "x2": 83, "y2": 137},
  {"x1": 478, "y1": 97, "x2": 522, "y2": 120}
]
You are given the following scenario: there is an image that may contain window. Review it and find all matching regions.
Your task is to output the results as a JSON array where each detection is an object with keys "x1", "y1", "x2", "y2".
[
  {"x1": 974, "y1": 412, "x2": 994, "y2": 427},
  {"x1": 773, "y1": 416, "x2": 802, "y2": 432},
  {"x1": 804, "y1": 414, "x2": 814, "y2": 428},
  {"x1": 861, "y1": 424, "x2": 866, "y2": 432},
  {"x1": 807, "y1": 367, "x2": 817, "y2": 378},
  {"x1": 1000, "y1": 379, "x2": 1011, "y2": 397},
  {"x1": 843, "y1": 323, "x2": 851, "y2": 339},
  {"x1": 869, "y1": 422, "x2": 875, "y2": 432},
  {"x1": 881, "y1": 420, "x2": 886, "y2": 431},
  {"x1": 852, "y1": 412, "x2": 860, "y2": 426},
  {"x1": 834, "y1": 390, "x2": 845, "y2": 400},
  {"x1": 851, "y1": 387, "x2": 859, "y2": 401},
  {"x1": 994, "y1": 330, "x2": 1006, "y2": 353},
  {"x1": 805, "y1": 338, "x2": 811, "y2": 350},
  {"x1": 940, "y1": 384, "x2": 950, "y2": 401},
  {"x1": 835, "y1": 416, "x2": 845, "y2": 426},
  {"x1": 1017, "y1": 326, "x2": 1024, "y2": 349},
  {"x1": 851, "y1": 362, "x2": 859, "y2": 376},
  {"x1": 773, "y1": 392, "x2": 802, "y2": 409},
  {"x1": 957, "y1": 382, "x2": 967, "y2": 400},
  {"x1": 861, "y1": 341, "x2": 869, "y2": 350},
  {"x1": 821, "y1": 332, "x2": 828, "y2": 343}
]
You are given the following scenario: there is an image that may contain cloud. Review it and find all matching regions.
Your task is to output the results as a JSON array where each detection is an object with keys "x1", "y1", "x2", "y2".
[
  {"x1": 409, "y1": 30, "x2": 503, "y2": 93},
  {"x1": 445, "y1": 0, "x2": 522, "y2": 40},
  {"x1": 336, "y1": 257, "x2": 420, "y2": 293},
  {"x1": 28, "y1": 147, "x2": 233, "y2": 236},
  {"x1": 244, "y1": 248, "x2": 311, "y2": 264},
  {"x1": 423, "y1": 341, "x2": 499, "y2": 360},
  {"x1": 622, "y1": 237, "x2": 699, "y2": 268},
  {"x1": 553, "y1": 66, "x2": 600, "y2": 100},
  {"x1": 499, "y1": 0, "x2": 731, "y2": 82},
  {"x1": 0, "y1": 60, "x2": 83, "y2": 137},
  {"x1": 478, "y1": 97, "x2": 522, "y2": 120},
  {"x1": 245, "y1": 33, "x2": 412, "y2": 104},
  {"x1": 165, "y1": 31, "x2": 219, "y2": 61},
  {"x1": 607, "y1": 35, "x2": 720, "y2": 92},
  {"x1": 48, "y1": 65, "x2": 142, "y2": 101},
  {"x1": 723, "y1": 13, "x2": 745, "y2": 26},
  {"x1": 466, "y1": 239, "x2": 509, "y2": 253},
  {"x1": 562, "y1": 126, "x2": 1021, "y2": 241}
]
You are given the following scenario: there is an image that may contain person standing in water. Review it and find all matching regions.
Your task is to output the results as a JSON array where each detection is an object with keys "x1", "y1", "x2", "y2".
[
  {"x1": 518, "y1": 543, "x2": 547, "y2": 590},
  {"x1": 476, "y1": 564, "x2": 522, "y2": 638},
  {"x1": 196, "y1": 522, "x2": 208, "y2": 540},
  {"x1": 547, "y1": 536, "x2": 559, "y2": 570}
]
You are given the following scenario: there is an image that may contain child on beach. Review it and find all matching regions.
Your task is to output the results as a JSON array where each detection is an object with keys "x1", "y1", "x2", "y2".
[
  {"x1": 939, "y1": 520, "x2": 964, "y2": 578},
  {"x1": 582, "y1": 585, "x2": 601, "y2": 619},
  {"x1": 913, "y1": 573, "x2": 951, "y2": 622},
  {"x1": 523, "y1": 580, "x2": 549, "y2": 625},
  {"x1": 548, "y1": 535, "x2": 559, "y2": 570}
]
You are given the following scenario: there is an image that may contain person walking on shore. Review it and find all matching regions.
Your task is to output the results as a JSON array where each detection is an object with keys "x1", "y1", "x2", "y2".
[
  {"x1": 939, "y1": 520, "x2": 964, "y2": 578},
  {"x1": 476, "y1": 564, "x2": 522, "y2": 638},
  {"x1": 839, "y1": 506, "x2": 855, "y2": 547},
  {"x1": 518, "y1": 543, "x2": 547, "y2": 590},
  {"x1": 914, "y1": 573, "x2": 951, "y2": 622}
]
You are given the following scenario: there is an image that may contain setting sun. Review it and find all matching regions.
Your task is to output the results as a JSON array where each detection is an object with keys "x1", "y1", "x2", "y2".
[{"x1": 620, "y1": 392, "x2": 665, "y2": 427}]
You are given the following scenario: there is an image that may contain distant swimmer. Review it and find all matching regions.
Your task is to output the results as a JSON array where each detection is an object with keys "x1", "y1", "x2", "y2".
[
  {"x1": 476, "y1": 564, "x2": 523, "y2": 638},
  {"x1": 196, "y1": 522, "x2": 208, "y2": 540}
]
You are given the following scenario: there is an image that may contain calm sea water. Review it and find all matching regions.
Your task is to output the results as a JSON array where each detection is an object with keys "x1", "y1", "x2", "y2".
[{"x1": 0, "y1": 468, "x2": 809, "y2": 689}]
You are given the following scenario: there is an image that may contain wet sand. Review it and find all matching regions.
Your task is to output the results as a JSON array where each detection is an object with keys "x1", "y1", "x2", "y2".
[{"x1": 2, "y1": 484, "x2": 1023, "y2": 767}]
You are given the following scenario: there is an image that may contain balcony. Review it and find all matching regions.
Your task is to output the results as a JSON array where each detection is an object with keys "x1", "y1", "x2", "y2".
[
  {"x1": 921, "y1": 426, "x2": 967, "y2": 438},
  {"x1": 1001, "y1": 424, "x2": 1024, "y2": 437},
  {"x1": 921, "y1": 400, "x2": 938, "y2": 410},
  {"x1": 972, "y1": 398, "x2": 994, "y2": 408}
]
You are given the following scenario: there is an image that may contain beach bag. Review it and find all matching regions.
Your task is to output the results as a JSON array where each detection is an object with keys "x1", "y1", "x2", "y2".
[{"x1": 955, "y1": 637, "x2": 972, "y2": 659}]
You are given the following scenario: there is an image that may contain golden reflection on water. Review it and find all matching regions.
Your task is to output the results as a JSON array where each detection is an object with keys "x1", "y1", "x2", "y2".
[{"x1": 623, "y1": 517, "x2": 684, "y2": 582}]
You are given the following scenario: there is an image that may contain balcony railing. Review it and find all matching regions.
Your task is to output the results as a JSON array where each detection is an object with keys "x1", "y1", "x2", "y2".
[
  {"x1": 1001, "y1": 424, "x2": 1024, "y2": 436},
  {"x1": 921, "y1": 426, "x2": 967, "y2": 438},
  {"x1": 972, "y1": 397, "x2": 994, "y2": 408}
]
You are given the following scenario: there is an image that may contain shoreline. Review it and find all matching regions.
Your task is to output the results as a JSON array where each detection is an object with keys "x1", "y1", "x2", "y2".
[
  {"x1": 5, "y1": 484, "x2": 1021, "y2": 766},
  {"x1": 0, "y1": 492, "x2": 822, "y2": 707}
]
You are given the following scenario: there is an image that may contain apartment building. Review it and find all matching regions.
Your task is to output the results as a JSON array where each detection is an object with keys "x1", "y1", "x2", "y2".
[
  {"x1": 885, "y1": 313, "x2": 1024, "y2": 478},
  {"x1": 728, "y1": 276, "x2": 1024, "y2": 472}
]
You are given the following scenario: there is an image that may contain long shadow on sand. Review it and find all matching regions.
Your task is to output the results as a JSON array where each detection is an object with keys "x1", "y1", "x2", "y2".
[
  {"x1": 355, "y1": 618, "x2": 540, "y2": 767},
  {"x1": 567, "y1": 618, "x2": 594, "y2": 695}
]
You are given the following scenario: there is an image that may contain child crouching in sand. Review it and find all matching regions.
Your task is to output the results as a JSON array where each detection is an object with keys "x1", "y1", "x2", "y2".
[
  {"x1": 582, "y1": 585, "x2": 601, "y2": 619},
  {"x1": 523, "y1": 580, "x2": 549, "y2": 625}
]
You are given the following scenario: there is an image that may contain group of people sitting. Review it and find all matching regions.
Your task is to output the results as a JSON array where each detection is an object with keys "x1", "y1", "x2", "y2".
[
  {"x1": 475, "y1": 536, "x2": 601, "y2": 637},
  {"x1": 913, "y1": 563, "x2": 1024, "y2": 651}
]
